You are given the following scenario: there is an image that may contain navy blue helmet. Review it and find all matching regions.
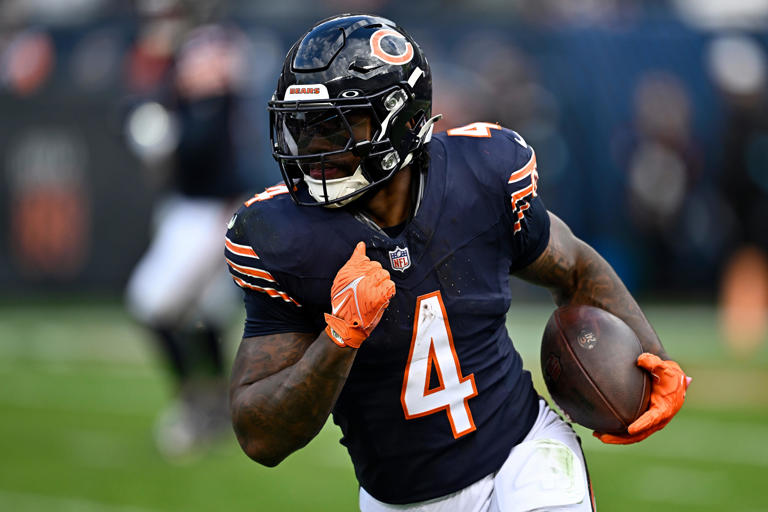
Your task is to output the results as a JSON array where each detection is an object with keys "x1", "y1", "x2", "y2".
[{"x1": 268, "y1": 14, "x2": 437, "y2": 207}]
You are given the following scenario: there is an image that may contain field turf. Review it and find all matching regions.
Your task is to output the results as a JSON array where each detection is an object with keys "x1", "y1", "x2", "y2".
[{"x1": 0, "y1": 300, "x2": 767, "y2": 511}]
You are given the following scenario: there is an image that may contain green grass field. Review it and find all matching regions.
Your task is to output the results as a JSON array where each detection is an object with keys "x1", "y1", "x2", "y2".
[{"x1": 1, "y1": 300, "x2": 767, "y2": 511}]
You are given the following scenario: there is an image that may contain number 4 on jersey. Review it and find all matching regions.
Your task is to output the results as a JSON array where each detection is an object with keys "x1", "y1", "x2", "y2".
[
  {"x1": 401, "y1": 291, "x2": 478, "y2": 438},
  {"x1": 446, "y1": 122, "x2": 500, "y2": 138},
  {"x1": 447, "y1": 122, "x2": 529, "y2": 149}
]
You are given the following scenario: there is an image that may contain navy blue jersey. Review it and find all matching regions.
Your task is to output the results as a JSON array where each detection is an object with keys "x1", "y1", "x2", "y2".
[{"x1": 225, "y1": 123, "x2": 550, "y2": 504}]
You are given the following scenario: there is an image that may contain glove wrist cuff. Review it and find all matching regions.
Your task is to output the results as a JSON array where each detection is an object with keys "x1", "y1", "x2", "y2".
[{"x1": 324, "y1": 314, "x2": 365, "y2": 349}]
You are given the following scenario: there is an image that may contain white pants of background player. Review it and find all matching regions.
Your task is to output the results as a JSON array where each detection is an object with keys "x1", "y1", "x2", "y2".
[
  {"x1": 126, "y1": 195, "x2": 239, "y2": 327},
  {"x1": 360, "y1": 399, "x2": 595, "y2": 512}
]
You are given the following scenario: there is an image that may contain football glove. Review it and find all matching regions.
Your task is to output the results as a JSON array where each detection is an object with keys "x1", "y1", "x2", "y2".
[
  {"x1": 324, "y1": 242, "x2": 396, "y2": 349},
  {"x1": 595, "y1": 353, "x2": 690, "y2": 444}
]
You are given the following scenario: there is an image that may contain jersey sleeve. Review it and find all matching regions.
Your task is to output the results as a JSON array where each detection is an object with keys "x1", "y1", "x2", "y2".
[
  {"x1": 499, "y1": 129, "x2": 551, "y2": 272},
  {"x1": 225, "y1": 211, "x2": 318, "y2": 337}
]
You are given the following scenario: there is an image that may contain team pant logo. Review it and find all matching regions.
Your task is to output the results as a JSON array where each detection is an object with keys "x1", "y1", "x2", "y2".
[{"x1": 389, "y1": 246, "x2": 411, "y2": 272}]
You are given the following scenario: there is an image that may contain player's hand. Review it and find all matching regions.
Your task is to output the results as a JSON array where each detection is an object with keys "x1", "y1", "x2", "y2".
[
  {"x1": 324, "y1": 242, "x2": 396, "y2": 349},
  {"x1": 594, "y1": 353, "x2": 690, "y2": 444}
]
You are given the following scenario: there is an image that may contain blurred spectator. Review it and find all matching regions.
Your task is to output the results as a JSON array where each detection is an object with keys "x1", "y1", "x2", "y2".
[
  {"x1": 125, "y1": 13, "x2": 187, "y2": 93},
  {"x1": 707, "y1": 34, "x2": 768, "y2": 354},
  {"x1": 124, "y1": 22, "x2": 251, "y2": 459},
  {"x1": 626, "y1": 72, "x2": 698, "y2": 231},
  {"x1": 611, "y1": 70, "x2": 711, "y2": 289},
  {"x1": 0, "y1": 0, "x2": 110, "y2": 27},
  {"x1": 674, "y1": 0, "x2": 768, "y2": 30},
  {"x1": 0, "y1": 28, "x2": 55, "y2": 96},
  {"x1": 512, "y1": 0, "x2": 641, "y2": 26}
]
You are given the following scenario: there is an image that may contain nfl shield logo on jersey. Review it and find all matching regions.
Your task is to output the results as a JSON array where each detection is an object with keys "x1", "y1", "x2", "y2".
[{"x1": 389, "y1": 246, "x2": 411, "y2": 272}]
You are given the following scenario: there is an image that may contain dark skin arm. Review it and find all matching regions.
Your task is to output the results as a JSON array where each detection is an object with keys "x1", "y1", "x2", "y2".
[
  {"x1": 514, "y1": 211, "x2": 668, "y2": 359},
  {"x1": 229, "y1": 331, "x2": 357, "y2": 466}
]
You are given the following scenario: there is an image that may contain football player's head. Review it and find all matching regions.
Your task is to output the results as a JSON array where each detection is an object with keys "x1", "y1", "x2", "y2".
[{"x1": 269, "y1": 13, "x2": 439, "y2": 207}]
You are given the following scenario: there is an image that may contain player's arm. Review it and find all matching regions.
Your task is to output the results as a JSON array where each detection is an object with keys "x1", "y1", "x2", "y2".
[
  {"x1": 229, "y1": 241, "x2": 395, "y2": 465},
  {"x1": 229, "y1": 330, "x2": 356, "y2": 466},
  {"x1": 514, "y1": 211, "x2": 689, "y2": 444},
  {"x1": 514, "y1": 211, "x2": 665, "y2": 358}
]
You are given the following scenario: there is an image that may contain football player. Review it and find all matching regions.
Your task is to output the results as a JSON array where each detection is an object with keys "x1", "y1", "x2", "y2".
[
  {"x1": 226, "y1": 14, "x2": 689, "y2": 510},
  {"x1": 125, "y1": 24, "x2": 248, "y2": 458}
]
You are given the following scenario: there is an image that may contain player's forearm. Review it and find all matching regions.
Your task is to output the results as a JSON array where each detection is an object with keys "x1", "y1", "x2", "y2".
[
  {"x1": 516, "y1": 212, "x2": 668, "y2": 359},
  {"x1": 229, "y1": 332, "x2": 356, "y2": 466},
  {"x1": 558, "y1": 241, "x2": 668, "y2": 359}
]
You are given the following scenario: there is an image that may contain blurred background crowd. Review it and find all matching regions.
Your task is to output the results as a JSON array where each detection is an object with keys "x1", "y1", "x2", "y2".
[
  {"x1": 3, "y1": 0, "x2": 768, "y2": 300},
  {"x1": 3, "y1": 0, "x2": 768, "y2": 403}
]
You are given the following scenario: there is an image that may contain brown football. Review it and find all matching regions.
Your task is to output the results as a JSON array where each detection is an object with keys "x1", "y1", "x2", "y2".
[{"x1": 540, "y1": 305, "x2": 651, "y2": 434}]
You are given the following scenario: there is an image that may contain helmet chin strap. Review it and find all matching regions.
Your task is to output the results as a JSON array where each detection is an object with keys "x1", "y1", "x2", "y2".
[
  {"x1": 399, "y1": 114, "x2": 442, "y2": 169},
  {"x1": 308, "y1": 113, "x2": 443, "y2": 208},
  {"x1": 420, "y1": 114, "x2": 442, "y2": 142}
]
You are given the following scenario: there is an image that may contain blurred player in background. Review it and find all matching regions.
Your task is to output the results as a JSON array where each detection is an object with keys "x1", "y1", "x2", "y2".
[
  {"x1": 125, "y1": 23, "x2": 249, "y2": 459},
  {"x1": 226, "y1": 14, "x2": 690, "y2": 510}
]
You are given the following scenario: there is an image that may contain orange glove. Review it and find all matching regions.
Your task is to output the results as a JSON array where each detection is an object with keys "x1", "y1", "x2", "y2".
[
  {"x1": 324, "y1": 242, "x2": 396, "y2": 349},
  {"x1": 595, "y1": 353, "x2": 690, "y2": 445}
]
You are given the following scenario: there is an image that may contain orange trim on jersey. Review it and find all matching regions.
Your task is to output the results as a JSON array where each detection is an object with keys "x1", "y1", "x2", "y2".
[
  {"x1": 370, "y1": 29, "x2": 414, "y2": 65},
  {"x1": 511, "y1": 183, "x2": 536, "y2": 207},
  {"x1": 244, "y1": 184, "x2": 289, "y2": 207},
  {"x1": 231, "y1": 275, "x2": 301, "y2": 307},
  {"x1": 508, "y1": 150, "x2": 537, "y2": 183},
  {"x1": 446, "y1": 122, "x2": 501, "y2": 138},
  {"x1": 225, "y1": 258, "x2": 275, "y2": 282},
  {"x1": 400, "y1": 291, "x2": 478, "y2": 439},
  {"x1": 225, "y1": 237, "x2": 259, "y2": 259},
  {"x1": 513, "y1": 201, "x2": 532, "y2": 233}
]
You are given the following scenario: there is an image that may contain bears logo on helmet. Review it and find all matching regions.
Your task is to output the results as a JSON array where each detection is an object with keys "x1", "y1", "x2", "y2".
[{"x1": 370, "y1": 29, "x2": 414, "y2": 66}]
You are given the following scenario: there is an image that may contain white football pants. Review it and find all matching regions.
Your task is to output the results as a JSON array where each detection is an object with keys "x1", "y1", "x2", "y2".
[
  {"x1": 359, "y1": 399, "x2": 595, "y2": 512},
  {"x1": 125, "y1": 195, "x2": 239, "y2": 328}
]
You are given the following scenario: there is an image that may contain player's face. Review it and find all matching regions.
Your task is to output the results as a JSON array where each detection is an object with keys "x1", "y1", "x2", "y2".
[{"x1": 280, "y1": 109, "x2": 372, "y2": 180}]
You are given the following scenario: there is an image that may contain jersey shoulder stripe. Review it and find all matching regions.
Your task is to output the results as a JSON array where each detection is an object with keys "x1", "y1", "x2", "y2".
[
  {"x1": 435, "y1": 124, "x2": 541, "y2": 235},
  {"x1": 244, "y1": 184, "x2": 290, "y2": 207},
  {"x1": 225, "y1": 208, "x2": 301, "y2": 307},
  {"x1": 225, "y1": 257, "x2": 276, "y2": 283},
  {"x1": 231, "y1": 275, "x2": 301, "y2": 307},
  {"x1": 507, "y1": 146, "x2": 539, "y2": 233},
  {"x1": 225, "y1": 236, "x2": 259, "y2": 258},
  {"x1": 508, "y1": 148, "x2": 536, "y2": 184}
]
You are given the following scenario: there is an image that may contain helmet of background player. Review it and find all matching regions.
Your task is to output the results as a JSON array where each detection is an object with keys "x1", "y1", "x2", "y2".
[{"x1": 268, "y1": 13, "x2": 439, "y2": 207}]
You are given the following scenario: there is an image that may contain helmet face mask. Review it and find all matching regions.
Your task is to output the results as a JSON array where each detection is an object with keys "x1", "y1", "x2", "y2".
[{"x1": 268, "y1": 14, "x2": 435, "y2": 207}]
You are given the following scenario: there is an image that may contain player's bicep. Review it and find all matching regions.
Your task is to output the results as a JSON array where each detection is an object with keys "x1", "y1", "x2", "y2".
[
  {"x1": 513, "y1": 211, "x2": 586, "y2": 293},
  {"x1": 242, "y1": 289, "x2": 320, "y2": 337}
]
